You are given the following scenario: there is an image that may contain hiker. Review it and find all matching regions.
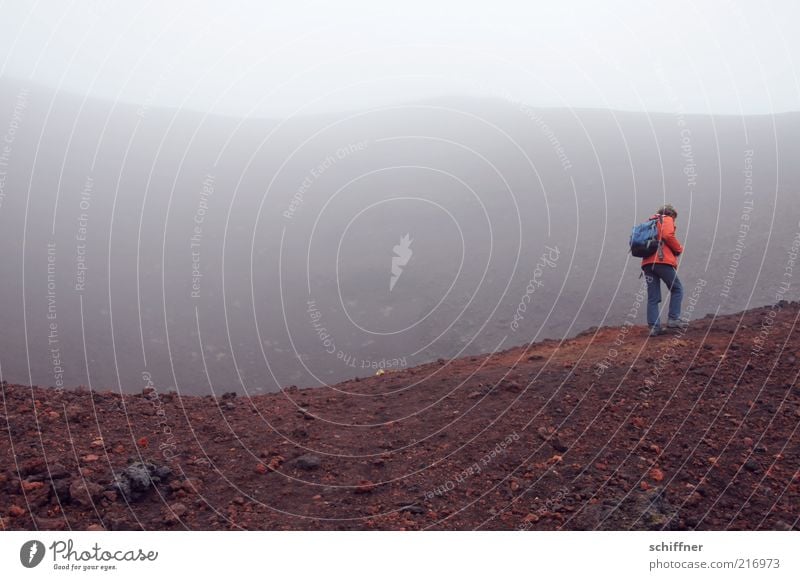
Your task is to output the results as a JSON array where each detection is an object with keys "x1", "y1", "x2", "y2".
[{"x1": 641, "y1": 204, "x2": 684, "y2": 336}]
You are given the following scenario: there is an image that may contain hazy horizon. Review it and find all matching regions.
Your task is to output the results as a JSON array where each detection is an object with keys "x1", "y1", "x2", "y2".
[
  {"x1": 4, "y1": 75, "x2": 800, "y2": 121},
  {"x1": 1, "y1": 1, "x2": 799, "y2": 118}
]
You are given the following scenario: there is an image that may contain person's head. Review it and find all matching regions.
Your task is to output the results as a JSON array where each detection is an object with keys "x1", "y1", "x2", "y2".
[{"x1": 657, "y1": 204, "x2": 678, "y2": 219}]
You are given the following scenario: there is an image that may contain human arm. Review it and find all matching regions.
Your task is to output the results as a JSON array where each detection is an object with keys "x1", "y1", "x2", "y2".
[{"x1": 660, "y1": 216, "x2": 684, "y2": 255}]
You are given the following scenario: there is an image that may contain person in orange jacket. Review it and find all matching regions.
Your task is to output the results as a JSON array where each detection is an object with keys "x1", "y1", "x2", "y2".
[{"x1": 642, "y1": 204, "x2": 684, "y2": 336}]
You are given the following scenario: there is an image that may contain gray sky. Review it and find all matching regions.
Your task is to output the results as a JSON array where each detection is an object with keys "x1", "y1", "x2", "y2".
[{"x1": 1, "y1": 0, "x2": 798, "y2": 117}]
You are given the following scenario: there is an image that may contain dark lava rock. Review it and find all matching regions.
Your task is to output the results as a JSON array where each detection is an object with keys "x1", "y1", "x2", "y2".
[
  {"x1": 51, "y1": 478, "x2": 72, "y2": 502},
  {"x1": 743, "y1": 459, "x2": 760, "y2": 473},
  {"x1": 501, "y1": 380, "x2": 523, "y2": 392},
  {"x1": 291, "y1": 427, "x2": 309, "y2": 439},
  {"x1": 400, "y1": 504, "x2": 426, "y2": 515},
  {"x1": 298, "y1": 408, "x2": 315, "y2": 421},
  {"x1": 294, "y1": 454, "x2": 322, "y2": 470},
  {"x1": 28, "y1": 462, "x2": 70, "y2": 482},
  {"x1": 154, "y1": 465, "x2": 172, "y2": 479},
  {"x1": 111, "y1": 462, "x2": 172, "y2": 501}
]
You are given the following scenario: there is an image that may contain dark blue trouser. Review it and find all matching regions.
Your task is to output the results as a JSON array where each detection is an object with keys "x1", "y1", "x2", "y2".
[{"x1": 642, "y1": 264, "x2": 683, "y2": 328}]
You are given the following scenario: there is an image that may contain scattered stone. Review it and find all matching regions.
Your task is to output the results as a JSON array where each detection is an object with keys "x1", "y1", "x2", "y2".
[
  {"x1": 586, "y1": 487, "x2": 678, "y2": 530},
  {"x1": 298, "y1": 408, "x2": 315, "y2": 421},
  {"x1": 163, "y1": 502, "x2": 188, "y2": 524},
  {"x1": 400, "y1": 504, "x2": 425, "y2": 515},
  {"x1": 774, "y1": 520, "x2": 792, "y2": 531},
  {"x1": 65, "y1": 405, "x2": 84, "y2": 423},
  {"x1": 682, "y1": 491, "x2": 701, "y2": 507},
  {"x1": 33, "y1": 516, "x2": 67, "y2": 530},
  {"x1": 45, "y1": 463, "x2": 70, "y2": 480},
  {"x1": 743, "y1": 459, "x2": 760, "y2": 473},
  {"x1": 111, "y1": 461, "x2": 171, "y2": 501},
  {"x1": 182, "y1": 478, "x2": 201, "y2": 493},
  {"x1": 20, "y1": 480, "x2": 44, "y2": 492},
  {"x1": 69, "y1": 479, "x2": 103, "y2": 508},
  {"x1": 294, "y1": 454, "x2": 322, "y2": 470},
  {"x1": 51, "y1": 478, "x2": 72, "y2": 502},
  {"x1": 82, "y1": 454, "x2": 100, "y2": 463},
  {"x1": 355, "y1": 481, "x2": 374, "y2": 494},
  {"x1": 155, "y1": 466, "x2": 172, "y2": 480},
  {"x1": 86, "y1": 524, "x2": 105, "y2": 531},
  {"x1": 107, "y1": 516, "x2": 135, "y2": 531},
  {"x1": 20, "y1": 458, "x2": 47, "y2": 477},
  {"x1": 8, "y1": 505, "x2": 26, "y2": 517}
]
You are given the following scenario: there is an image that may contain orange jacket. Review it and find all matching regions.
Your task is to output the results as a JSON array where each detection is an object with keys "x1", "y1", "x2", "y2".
[{"x1": 641, "y1": 214, "x2": 684, "y2": 268}]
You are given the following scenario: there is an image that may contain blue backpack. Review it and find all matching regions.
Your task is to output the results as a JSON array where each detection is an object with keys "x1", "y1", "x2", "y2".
[{"x1": 629, "y1": 215, "x2": 662, "y2": 258}]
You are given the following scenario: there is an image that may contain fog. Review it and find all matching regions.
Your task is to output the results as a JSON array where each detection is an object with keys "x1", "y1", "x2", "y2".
[
  {"x1": 1, "y1": 1, "x2": 798, "y2": 117},
  {"x1": 1, "y1": 76, "x2": 798, "y2": 394},
  {"x1": 0, "y1": 3, "x2": 799, "y2": 395}
]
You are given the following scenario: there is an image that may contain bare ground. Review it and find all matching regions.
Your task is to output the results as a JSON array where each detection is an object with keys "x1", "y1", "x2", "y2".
[{"x1": 2, "y1": 302, "x2": 799, "y2": 530}]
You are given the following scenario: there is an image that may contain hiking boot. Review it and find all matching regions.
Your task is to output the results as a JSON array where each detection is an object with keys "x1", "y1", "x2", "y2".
[
  {"x1": 649, "y1": 325, "x2": 663, "y2": 337},
  {"x1": 667, "y1": 318, "x2": 687, "y2": 329}
]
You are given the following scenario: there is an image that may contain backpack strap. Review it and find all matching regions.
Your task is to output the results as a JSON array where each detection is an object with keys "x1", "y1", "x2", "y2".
[{"x1": 656, "y1": 214, "x2": 664, "y2": 260}]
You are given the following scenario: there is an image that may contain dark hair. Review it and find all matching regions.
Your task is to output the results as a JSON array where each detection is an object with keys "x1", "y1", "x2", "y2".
[{"x1": 657, "y1": 204, "x2": 677, "y2": 218}]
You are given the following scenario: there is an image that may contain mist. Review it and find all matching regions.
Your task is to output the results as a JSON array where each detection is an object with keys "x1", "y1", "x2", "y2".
[
  {"x1": 1, "y1": 1, "x2": 798, "y2": 117},
  {"x1": 0, "y1": 2, "x2": 799, "y2": 395},
  {"x1": 3, "y1": 1, "x2": 800, "y2": 545}
]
